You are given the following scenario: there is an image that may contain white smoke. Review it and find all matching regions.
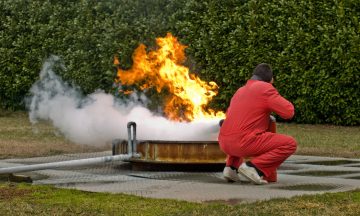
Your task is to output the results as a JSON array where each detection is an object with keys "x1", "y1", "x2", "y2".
[{"x1": 28, "y1": 56, "x2": 221, "y2": 146}]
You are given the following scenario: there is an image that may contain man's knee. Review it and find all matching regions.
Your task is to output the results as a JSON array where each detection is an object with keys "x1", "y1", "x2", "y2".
[{"x1": 287, "y1": 136, "x2": 297, "y2": 154}]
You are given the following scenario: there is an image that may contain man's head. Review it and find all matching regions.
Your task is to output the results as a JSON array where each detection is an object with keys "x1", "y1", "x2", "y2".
[{"x1": 252, "y1": 63, "x2": 273, "y2": 83}]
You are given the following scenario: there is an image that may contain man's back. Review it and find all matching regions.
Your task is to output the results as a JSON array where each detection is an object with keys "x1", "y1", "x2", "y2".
[{"x1": 220, "y1": 80, "x2": 294, "y2": 137}]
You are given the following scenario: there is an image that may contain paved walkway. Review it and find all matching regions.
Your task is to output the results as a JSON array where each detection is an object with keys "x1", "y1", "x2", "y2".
[{"x1": 1, "y1": 152, "x2": 360, "y2": 204}]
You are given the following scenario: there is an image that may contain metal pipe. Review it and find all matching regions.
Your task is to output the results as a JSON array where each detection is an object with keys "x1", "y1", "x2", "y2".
[
  {"x1": 127, "y1": 121, "x2": 137, "y2": 156},
  {"x1": 0, "y1": 154, "x2": 139, "y2": 175}
]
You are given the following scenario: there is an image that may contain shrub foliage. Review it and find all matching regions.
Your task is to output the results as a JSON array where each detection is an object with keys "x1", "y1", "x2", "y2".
[{"x1": 0, "y1": 0, "x2": 359, "y2": 125}]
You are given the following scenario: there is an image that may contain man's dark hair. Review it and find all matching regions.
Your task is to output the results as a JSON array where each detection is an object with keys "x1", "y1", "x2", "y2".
[{"x1": 252, "y1": 63, "x2": 273, "y2": 82}]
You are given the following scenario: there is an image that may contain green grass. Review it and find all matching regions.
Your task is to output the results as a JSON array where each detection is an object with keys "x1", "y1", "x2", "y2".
[
  {"x1": 277, "y1": 123, "x2": 360, "y2": 158},
  {"x1": 0, "y1": 183, "x2": 360, "y2": 216},
  {"x1": 0, "y1": 112, "x2": 107, "y2": 159}
]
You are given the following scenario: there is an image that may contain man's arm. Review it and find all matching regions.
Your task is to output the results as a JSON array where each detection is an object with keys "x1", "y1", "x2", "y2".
[{"x1": 265, "y1": 87, "x2": 294, "y2": 119}]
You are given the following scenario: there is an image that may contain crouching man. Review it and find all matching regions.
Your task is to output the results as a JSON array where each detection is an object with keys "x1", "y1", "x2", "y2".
[{"x1": 218, "y1": 63, "x2": 297, "y2": 184}]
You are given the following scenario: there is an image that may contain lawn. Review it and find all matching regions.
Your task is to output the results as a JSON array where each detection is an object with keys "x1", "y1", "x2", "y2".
[
  {"x1": 0, "y1": 112, "x2": 107, "y2": 159},
  {"x1": 1, "y1": 111, "x2": 360, "y2": 215},
  {"x1": 1, "y1": 183, "x2": 360, "y2": 216},
  {"x1": 277, "y1": 123, "x2": 360, "y2": 158}
]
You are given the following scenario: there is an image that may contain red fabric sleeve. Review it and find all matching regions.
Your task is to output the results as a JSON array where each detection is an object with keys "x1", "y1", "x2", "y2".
[{"x1": 265, "y1": 87, "x2": 294, "y2": 119}]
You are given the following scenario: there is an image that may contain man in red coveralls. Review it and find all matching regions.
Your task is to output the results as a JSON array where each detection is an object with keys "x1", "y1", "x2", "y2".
[{"x1": 218, "y1": 63, "x2": 297, "y2": 184}]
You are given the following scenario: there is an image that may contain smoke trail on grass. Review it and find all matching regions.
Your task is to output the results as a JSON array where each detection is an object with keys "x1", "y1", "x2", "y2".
[{"x1": 27, "y1": 56, "x2": 221, "y2": 146}]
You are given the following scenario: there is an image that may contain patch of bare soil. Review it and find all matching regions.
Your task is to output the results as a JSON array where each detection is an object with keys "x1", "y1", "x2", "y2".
[{"x1": 0, "y1": 185, "x2": 33, "y2": 200}]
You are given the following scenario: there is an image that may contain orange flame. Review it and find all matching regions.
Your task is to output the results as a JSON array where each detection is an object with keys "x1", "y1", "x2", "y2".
[{"x1": 115, "y1": 33, "x2": 225, "y2": 122}]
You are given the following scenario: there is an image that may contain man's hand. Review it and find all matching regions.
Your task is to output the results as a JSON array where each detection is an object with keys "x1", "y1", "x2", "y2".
[{"x1": 219, "y1": 119, "x2": 225, "y2": 127}]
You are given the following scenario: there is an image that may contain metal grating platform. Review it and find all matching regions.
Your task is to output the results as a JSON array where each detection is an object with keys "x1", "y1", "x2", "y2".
[{"x1": 1, "y1": 153, "x2": 360, "y2": 204}]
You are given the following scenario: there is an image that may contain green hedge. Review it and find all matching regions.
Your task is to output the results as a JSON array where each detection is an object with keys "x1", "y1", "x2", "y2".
[
  {"x1": 0, "y1": 0, "x2": 181, "y2": 108},
  {"x1": 0, "y1": 0, "x2": 359, "y2": 125},
  {"x1": 175, "y1": 0, "x2": 360, "y2": 125}
]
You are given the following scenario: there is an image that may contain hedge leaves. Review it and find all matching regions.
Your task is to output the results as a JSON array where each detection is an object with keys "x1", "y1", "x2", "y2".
[{"x1": 0, "y1": 0, "x2": 359, "y2": 125}]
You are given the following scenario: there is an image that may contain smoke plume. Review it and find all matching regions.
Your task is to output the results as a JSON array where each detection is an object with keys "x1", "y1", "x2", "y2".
[{"x1": 28, "y1": 56, "x2": 221, "y2": 146}]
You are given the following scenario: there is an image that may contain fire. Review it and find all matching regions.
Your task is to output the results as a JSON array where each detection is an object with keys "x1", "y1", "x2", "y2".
[{"x1": 114, "y1": 33, "x2": 225, "y2": 122}]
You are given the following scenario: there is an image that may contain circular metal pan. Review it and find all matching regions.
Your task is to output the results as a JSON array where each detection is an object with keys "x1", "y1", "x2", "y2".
[{"x1": 113, "y1": 140, "x2": 226, "y2": 171}]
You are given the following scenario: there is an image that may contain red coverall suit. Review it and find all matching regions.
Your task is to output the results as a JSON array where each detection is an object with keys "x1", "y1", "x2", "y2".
[{"x1": 218, "y1": 79, "x2": 297, "y2": 182}]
